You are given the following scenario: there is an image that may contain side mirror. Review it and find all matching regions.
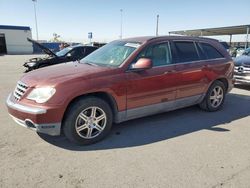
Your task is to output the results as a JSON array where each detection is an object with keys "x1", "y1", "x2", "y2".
[{"x1": 131, "y1": 58, "x2": 153, "y2": 71}]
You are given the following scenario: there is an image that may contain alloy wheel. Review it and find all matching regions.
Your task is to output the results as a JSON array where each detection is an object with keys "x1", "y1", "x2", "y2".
[
  {"x1": 209, "y1": 86, "x2": 224, "y2": 108},
  {"x1": 75, "y1": 106, "x2": 107, "y2": 139}
]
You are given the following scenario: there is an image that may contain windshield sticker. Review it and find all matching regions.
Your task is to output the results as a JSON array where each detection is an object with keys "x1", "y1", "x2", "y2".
[{"x1": 124, "y1": 43, "x2": 141, "y2": 48}]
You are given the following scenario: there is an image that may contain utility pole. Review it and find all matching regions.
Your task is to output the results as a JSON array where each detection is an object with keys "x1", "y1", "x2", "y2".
[
  {"x1": 245, "y1": 26, "x2": 249, "y2": 49},
  {"x1": 32, "y1": 0, "x2": 39, "y2": 40},
  {"x1": 120, "y1": 9, "x2": 123, "y2": 39},
  {"x1": 156, "y1": 14, "x2": 159, "y2": 36}
]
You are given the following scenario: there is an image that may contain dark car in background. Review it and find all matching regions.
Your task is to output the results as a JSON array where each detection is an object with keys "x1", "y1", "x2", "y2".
[
  {"x1": 24, "y1": 38, "x2": 98, "y2": 72},
  {"x1": 234, "y1": 48, "x2": 250, "y2": 85}
]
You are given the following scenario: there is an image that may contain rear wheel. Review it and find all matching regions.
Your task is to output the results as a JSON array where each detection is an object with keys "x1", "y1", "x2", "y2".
[
  {"x1": 199, "y1": 80, "x2": 226, "y2": 112},
  {"x1": 63, "y1": 97, "x2": 113, "y2": 145}
]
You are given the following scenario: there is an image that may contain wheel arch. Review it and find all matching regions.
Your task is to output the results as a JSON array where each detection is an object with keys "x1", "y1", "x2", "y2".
[
  {"x1": 61, "y1": 91, "x2": 119, "y2": 128},
  {"x1": 216, "y1": 78, "x2": 229, "y2": 91},
  {"x1": 206, "y1": 77, "x2": 229, "y2": 94}
]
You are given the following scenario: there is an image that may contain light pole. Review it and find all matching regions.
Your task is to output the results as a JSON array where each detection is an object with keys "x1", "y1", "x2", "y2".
[
  {"x1": 156, "y1": 14, "x2": 159, "y2": 36},
  {"x1": 120, "y1": 9, "x2": 123, "y2": 39},
  {"x1": 32, "y1": 0, "x2": 39, "y2": 40}
]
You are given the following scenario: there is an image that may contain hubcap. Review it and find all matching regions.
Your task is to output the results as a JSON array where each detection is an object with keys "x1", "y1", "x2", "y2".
[
  {"x1": 75, "y1": 106, "x2": 107, "y2": 139},
  {"x1": 209, "y1": 86, "x2": 224, "y2": 108}
]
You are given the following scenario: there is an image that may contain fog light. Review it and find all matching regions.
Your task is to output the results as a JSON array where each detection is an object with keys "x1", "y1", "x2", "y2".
[{"x1": 25, "y1": 120, "x2": 36, "y2": 128}]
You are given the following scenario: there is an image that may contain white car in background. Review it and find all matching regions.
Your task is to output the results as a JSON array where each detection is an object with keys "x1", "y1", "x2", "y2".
[{"x1": 236, "y1": 48, "x2": 246, "y2": 57}]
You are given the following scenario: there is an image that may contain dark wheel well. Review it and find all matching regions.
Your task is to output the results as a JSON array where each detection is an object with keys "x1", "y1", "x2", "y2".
[
  {"x1": 216, "y1": 78, "x2": 228, "y2": 91},
  {"x1": 62, "y1": 92, "x2": 118, "y2": 127},
  {"x1": 206, "y1": 78, "x2": 228, "y2": 95}
]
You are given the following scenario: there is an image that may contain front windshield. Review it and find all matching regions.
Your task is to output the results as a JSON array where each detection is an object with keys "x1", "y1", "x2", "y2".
[
  {"x1": 81, "y1": 41, "x2": 141, "y2": 67},
  {"x1": 56, "y1": 47, "x2": 73, "y2": 57}
]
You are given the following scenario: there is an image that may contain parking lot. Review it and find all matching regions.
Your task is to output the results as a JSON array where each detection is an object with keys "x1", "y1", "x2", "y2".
[{"x1": 0, "y1": 55, "x2": 250, "y2": 188}]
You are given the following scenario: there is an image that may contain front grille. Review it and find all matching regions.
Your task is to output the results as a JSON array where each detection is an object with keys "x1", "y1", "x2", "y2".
[
  {"x1": 234, "y1": 65, "x2": 250, "y2": 74},
  {"x1": 13, "y1": 81, "x2": 28, "y2": 101}
]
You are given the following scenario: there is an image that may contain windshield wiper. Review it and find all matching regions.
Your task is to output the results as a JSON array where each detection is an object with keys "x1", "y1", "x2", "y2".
[{"x1": 83, "y1": 61, "x2": 99, "y2": 66}]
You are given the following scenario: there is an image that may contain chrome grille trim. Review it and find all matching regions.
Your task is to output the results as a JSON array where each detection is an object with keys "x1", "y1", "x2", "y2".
[
  {"x1": 15, "y1": 89, "x2": 24, "y2": 96},
  {"x1": 14, "y1": 81, "x2": 28, "y2": 101},
  {"x1": 234, "y1": 66, "x2": 250, "y2": 73}
]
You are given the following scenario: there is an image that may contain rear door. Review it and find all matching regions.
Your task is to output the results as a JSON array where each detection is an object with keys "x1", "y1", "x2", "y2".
[
  {"x1": 125, "y1": 41, "x2": 177, "y2": 118},
  {"x1": 170, "y1": 40, "x2": 207, "y2": 104}
]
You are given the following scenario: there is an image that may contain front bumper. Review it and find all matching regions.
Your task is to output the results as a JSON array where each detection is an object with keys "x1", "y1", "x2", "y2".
[{"x1": 6, "y1": 94, "x2": 61, "y2": 136}]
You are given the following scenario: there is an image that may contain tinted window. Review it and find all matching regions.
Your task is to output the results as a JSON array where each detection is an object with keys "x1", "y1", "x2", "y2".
[
  {"x1": 85, "y1": 47, "x2": 97, "y2": 55},
  {"x1": 173, "y1": 41, "x2": 199, "y2": 63},
  {"x1": 136, "y1": 43, "x2": 171, "y2": 67},
  {"x1": 196, "y1": 44, "x2": 207, "y2": 60},
  {"x1": 70, "y1": 48, "x2": 83, "y2": 60},
  {"x1": 200, "y1": 43, "x2": 223, "y2": 59},
  {"x1": 220, "y1": 42, "x2": 230, "y2": 50}
]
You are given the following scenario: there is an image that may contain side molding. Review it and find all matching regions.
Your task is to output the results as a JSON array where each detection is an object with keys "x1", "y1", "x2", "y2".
[{"x1": 115, "y1": 94, "x2": 205, "y2": 123}]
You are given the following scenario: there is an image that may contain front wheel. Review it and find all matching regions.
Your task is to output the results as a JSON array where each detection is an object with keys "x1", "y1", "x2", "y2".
[
  {"x1": 199, "y1": 80, "x2": 226, "y2": 112},
  {"x1": 63, "y1": 97, "x2": 113, "y2": 145}
]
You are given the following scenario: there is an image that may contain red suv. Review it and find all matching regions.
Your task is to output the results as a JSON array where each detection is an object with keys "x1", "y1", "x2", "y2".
[{"x1": 6, "y1": 36, "x2": 234, "y2": 145}]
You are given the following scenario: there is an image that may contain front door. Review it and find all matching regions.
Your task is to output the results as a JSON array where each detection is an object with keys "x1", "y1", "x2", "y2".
[{"x1": 125, "y1": 42, "x2": 177, "y2": 119}]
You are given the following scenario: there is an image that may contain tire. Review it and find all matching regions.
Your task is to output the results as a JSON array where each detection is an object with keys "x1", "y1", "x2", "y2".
[
  {"x1": 199, "y1": 80, "x2": 226, "y2": 112},
  {"x1": 63, "y1": 97, "x2": 113, "y2": 145}
]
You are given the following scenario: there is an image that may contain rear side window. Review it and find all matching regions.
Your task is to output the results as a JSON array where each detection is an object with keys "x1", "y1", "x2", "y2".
[
  {"x1": 199, "y1": 43, "x2": 224, "y2": 59},
  {"x1": 173, "y1": 41, "x2": 199, "y2": 63}
]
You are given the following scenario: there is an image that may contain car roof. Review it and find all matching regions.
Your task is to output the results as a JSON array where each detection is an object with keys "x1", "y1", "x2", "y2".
[{"x1": 121, "y1": 35, "x2": 219, "y2": 43}]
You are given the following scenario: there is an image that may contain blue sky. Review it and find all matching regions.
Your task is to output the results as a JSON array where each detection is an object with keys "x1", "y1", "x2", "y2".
[{"x1": 0, "y1": 0, "x2": 249, "y2": 43}]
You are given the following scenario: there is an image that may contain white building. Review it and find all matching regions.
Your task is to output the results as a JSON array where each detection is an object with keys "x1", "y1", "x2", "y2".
[{"x1": 0, "y1": 25, "x2": 33, "y2": 54}]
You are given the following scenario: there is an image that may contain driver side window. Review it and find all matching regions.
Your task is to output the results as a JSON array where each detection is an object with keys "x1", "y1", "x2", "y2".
[
  {"x1": 136, "y1": 42, "x2": 172, "y2": 67},
  {"x1": 69, "y1": 48, "x2": 82, "y2": 60}
]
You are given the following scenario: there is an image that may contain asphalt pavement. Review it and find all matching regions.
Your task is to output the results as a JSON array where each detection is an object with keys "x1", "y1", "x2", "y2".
[{"x1": 0, "y1": 55, "x2": 250, "y2": 188}]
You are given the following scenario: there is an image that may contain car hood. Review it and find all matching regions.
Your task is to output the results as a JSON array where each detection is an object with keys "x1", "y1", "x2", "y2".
[
  {"x1": 27, "y1": 38, "x2": 57, "y2": 57},
  {"x1": 234, "y1": 55, "x2": 250, "y2": 66},
  {"x1": 21, "y1": 62, "x2": 111, "y2": 87}
]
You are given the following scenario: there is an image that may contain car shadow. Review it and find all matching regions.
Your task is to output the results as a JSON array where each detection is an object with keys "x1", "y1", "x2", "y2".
[{"x1": 38, "y1": 93, "x2": 250, "y2": 151}]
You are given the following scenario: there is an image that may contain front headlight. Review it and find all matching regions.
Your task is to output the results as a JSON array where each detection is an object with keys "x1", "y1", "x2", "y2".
[
  {"x1": 26, "y1": 62, "x2": 36, "y2": 67},
  {"x1": 27, "y1": 87, "x2": 56, "y2": 103}
]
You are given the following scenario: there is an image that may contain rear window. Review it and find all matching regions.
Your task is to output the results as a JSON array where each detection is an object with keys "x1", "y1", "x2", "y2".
[
  {"x1": 199, "y1": 43, "x2": 224, "y2": 59},
  {"x1": 220, "y1": 42, "x2": 230, "y2": 50},
  {"x1": 173, "y1": 41, "x2": 199, "y2": 63}
]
